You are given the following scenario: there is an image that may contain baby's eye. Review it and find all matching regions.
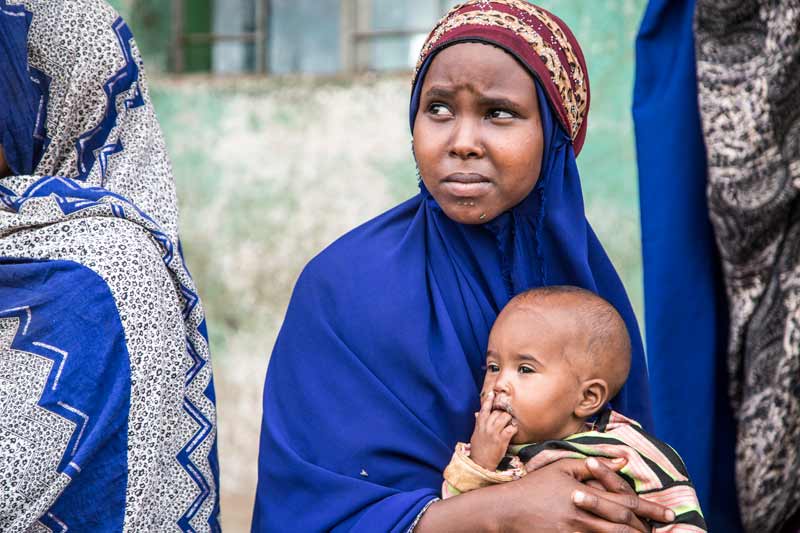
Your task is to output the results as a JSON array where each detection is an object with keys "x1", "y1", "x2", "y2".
[
  {"x1": 487, "y1": 109, "x2": 515, "y2": 120},
  {"x1": 428, "y1": 103, "x2": 453, "y2": 117},
  {"x1": 518, "y1": 365, "x2": 535, "y2": 374},
  {"x1": 487, "y1": 363, "x2": 500, "y2": 373}
]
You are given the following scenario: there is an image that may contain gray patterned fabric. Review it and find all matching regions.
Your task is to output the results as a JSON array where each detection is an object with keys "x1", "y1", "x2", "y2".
[
  {"x1": 695, "y1": 2, "x2": 800, "y2": 531},
  {"x1": 5, "y1": 0, "x2": 180, "y2": 242},
  {"x1": 0, "y1": 0, "x2": 218, "y2": 530}
]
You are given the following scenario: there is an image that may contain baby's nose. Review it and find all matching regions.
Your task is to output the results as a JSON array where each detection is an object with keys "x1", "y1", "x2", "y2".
[{"x1": 493, "y1": 377, "x2": 510, "y2": 394}]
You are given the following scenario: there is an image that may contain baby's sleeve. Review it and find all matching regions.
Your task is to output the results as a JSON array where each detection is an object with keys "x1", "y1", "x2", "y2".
[{"x1": 441, "y1": 442, "x2": 526, "y2": 499}]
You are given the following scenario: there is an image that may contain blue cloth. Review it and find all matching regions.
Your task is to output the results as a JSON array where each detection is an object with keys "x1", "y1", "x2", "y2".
[
  {"x1": 0, "y1": 1, "x2": 45, "y2": 175},
  {"x1": 633, "y1": 1, "x2": 741, "y2": 530},
  {"x1": 0, "y1": 259, "x2": 130, "y2": 531},
  {"x1": 253, "y1": 49, "x2": 652, "y2": 531}
]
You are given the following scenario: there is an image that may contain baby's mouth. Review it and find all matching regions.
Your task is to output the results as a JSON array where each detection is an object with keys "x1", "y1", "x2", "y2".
[{"x1": 492, "y1": 399, "x2": 515, "y2": 419}]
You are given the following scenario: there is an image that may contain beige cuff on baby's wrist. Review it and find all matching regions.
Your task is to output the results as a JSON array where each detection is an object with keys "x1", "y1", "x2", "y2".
[{"x1": 443, "y1": 442, "x2": 526, "y2": 493}]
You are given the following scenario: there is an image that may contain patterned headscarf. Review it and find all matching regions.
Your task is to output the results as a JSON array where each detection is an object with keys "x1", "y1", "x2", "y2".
[
  {"x1": 411, "y1": 0, "x2": 590, "y2": 156},
  {"x1": 1, "y1": 0, "x2": 179, "y2": 243}
]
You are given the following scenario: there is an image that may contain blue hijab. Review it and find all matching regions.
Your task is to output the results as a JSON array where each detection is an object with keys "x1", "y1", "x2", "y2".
[{"x1": 253, "y1": 46, "x2": 652, "y2": 532}]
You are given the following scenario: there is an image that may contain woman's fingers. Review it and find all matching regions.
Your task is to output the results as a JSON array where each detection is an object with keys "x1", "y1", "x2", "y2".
[
  {"x1": 594, "y1": 456, "x2": 627, "y2": 472},
  {"x1": 583, "y1": 458, "x2": 676, "y2": 524},
  {"x1": 585, "y1": 458, "x2": 635, "y2": 493},
  {"x1": 571, "y1": 491, "x2": 649, "y2": 533},
  {"x1": 550, "y1": 458, "x2": 597, "y2": 479},
  {"x1": 587, "y1": 490, "x2": 676, "y2": 525},
  {"x1": 584, "y1": 478, "x2": 605, "y2": 490}
]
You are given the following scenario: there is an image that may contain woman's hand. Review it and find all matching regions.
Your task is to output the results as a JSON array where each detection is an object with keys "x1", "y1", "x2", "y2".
[
  {"x1": 416, "y1": 456, "x2": 675, "y2": 532},
  {"x1": 570, "y1": 457, "x2": 676, "y2": 530},
  {"x1": 0, "y1": 145, "x2": 9, "y2": 177},
  {"x1": 469, "y1": 390, "x2": 518, "y2": 470},
  {"x1": 491, "y1": 458, "x2": 666, "y2": 532}
]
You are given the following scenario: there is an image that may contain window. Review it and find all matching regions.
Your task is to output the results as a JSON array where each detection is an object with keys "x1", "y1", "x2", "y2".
[{"x1": 170, "y1": 0, "x2": 451, "y2": 74}]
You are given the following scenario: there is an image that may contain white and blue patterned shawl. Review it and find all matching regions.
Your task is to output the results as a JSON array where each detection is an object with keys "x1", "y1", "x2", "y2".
[{"x1": 0, "y1": 0, "x2": 219, "y2": 531}]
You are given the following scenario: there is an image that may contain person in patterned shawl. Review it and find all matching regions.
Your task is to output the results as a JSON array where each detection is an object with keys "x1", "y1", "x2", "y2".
[
  {"x1": 635, "y1": 1, "x2": 800, "y2": 531},
  {"x1": 0, "y1": 0, "x2": 219, "y2": 531}
]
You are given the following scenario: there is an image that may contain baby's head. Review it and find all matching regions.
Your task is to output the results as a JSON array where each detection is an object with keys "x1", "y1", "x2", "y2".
[{"x1": 484, "y1": 285, "x2": 631, "y2": 444}]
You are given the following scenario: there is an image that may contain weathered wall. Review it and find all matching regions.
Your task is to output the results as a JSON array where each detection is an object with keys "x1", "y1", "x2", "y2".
[{"x1": 112, "y1": 1, "x2": 648, "y2": 530}]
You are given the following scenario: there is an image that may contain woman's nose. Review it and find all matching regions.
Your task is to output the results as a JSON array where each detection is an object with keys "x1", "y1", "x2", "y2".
[{"x1": 449, "y1": 118, "x2": 484, "y2": 160}]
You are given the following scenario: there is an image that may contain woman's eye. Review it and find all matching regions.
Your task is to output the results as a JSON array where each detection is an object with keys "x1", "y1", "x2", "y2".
[
  {"x1": 488, "y1": 109, "x2": 515, "y2": 120},
  {"x1": 428, "y1": 103, "x2": 453, "y2": 117},
  {"x1": 518, "y1": 365, "x2": 534, "y2": 374}
]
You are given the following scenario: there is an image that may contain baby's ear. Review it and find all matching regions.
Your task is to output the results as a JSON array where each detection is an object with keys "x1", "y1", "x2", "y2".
[{"x1": 574, "y1": 379, "x2": 609, "y2": 419}]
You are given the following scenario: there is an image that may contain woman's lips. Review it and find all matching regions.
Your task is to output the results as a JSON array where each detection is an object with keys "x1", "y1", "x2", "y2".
[{"x1": 441, "y1": 173, "x2": 492, "y2": 197}]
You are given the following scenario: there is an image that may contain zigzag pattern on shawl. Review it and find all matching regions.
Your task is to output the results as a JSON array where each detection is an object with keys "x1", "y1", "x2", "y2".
[
  {"x1": 75, "y1": 17, "x2": 144, "y2": 183},
  {"x1": 0, "y1": 306, "x2": 88, "y2": 483},
  {"x1": 0, "y1": 175, "x2": 216, "y2": 531}
]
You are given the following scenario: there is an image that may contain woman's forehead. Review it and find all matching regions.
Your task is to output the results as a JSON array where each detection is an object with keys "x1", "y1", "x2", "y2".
[{"x1": 422, "y1": 42, "x2": 536, "y2": 94}]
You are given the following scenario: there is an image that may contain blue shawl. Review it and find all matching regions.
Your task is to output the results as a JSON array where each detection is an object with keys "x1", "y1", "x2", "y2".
[{"x1": 252, "y1": 47, "x2": 652, "y2": 531}]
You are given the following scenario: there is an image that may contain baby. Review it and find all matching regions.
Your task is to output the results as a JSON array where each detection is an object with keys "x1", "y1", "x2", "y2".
[{"x1": 442, "y1": 286, "x2": 707, "y2": 532}]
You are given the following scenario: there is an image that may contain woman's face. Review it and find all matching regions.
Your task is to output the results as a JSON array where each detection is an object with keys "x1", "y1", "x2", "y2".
[
  {"x1": 413, "y1": 42, "x2": 544, "y2": 224},
  {"x1": 0, "y1": 145, "x2": 9, "y2": 177}
]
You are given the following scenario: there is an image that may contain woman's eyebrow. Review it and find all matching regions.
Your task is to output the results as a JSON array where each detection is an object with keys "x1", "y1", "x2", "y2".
[
  {"x1": 424, "y1": 86, "x2": 455, "y2": 100},
  {"x1": 478, "y1": 96, "x2": 524, "y2": 112}
]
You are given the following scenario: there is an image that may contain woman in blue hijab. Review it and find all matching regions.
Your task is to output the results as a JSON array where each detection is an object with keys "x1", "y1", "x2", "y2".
[{"x1": 253, "y1": 1, "x2": 661, "y2": 531}]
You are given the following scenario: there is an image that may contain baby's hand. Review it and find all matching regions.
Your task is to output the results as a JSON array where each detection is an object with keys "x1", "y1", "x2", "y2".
[{"x1": 469, "y1": 390, "x2": 518, "y2": 470}]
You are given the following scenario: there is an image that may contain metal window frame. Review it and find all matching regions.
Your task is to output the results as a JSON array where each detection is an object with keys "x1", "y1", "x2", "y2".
[
  {"x1": 340, "y1": 0, "x2": 451, "y2": 73},
  {"x1": 171, "y1": 0, "x2": 270, "y2": 74},
  {"x1": 170, "y1": 0, "x2": 450, "y2": 75}
]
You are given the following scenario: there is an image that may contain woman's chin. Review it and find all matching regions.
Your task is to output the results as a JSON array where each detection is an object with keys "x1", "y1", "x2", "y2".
[{"x1": 439, "y1": 202, "x2": 497, "y2": 225}]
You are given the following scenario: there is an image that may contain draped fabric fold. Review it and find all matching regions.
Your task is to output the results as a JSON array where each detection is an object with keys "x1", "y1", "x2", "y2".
[
  {"x1": 632, "y1": 1, "x2": 741, "y2": 531},
  {"x1": 253, "y1": 5, "x2": 652, "y2": 525},
  {"x1": 0, "y1": 1, "x2": 219, "y2": 530}
]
